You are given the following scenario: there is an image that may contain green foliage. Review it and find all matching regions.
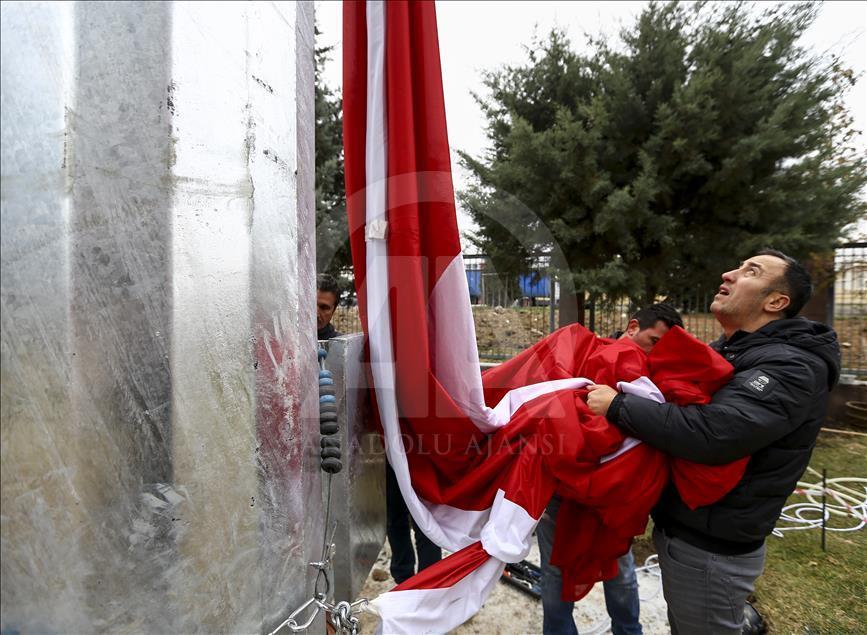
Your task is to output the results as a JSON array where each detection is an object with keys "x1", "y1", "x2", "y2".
[
  {"x1": 460, "y1": 1, "x2": 867, "y2": 305},
  {"x1": 315, "y1": 32, "x2": 349, "y2": 277}
]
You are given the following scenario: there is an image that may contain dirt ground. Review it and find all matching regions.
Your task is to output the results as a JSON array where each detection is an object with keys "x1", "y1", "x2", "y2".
[{"x1": 356, "y1": 538, "x2": 671, "y2": 635}]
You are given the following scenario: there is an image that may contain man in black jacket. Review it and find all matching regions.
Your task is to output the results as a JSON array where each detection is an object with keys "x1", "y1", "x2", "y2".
[{"x1": 588, "y1": 249, "x2": 840, "y2": 635}]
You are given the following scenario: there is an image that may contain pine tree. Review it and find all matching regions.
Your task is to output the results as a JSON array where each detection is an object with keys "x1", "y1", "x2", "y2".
[
  {"x1": 460, "y1": 1, "x2": 866, "y2": 323},
  {"x1": 315, "y1": 33, "x2": 350, "y2": 281}
]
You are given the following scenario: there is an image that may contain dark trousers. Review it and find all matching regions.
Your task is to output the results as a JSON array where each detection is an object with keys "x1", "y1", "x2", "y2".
[
  {"x1": 653, "y1": 526, "x2": 765, "y2": 634},
  {"x1": 385, "y1": 462, "x2": 442, "y2": 584}
]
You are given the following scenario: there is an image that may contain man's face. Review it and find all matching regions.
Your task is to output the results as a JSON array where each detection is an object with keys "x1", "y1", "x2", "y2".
[
  {"x1": 317, "y1": 290, "x2": 338, "y2": 330},
  {"x1": 623, "y1": 319, "x2": 670, "y2": 354},
  {"x1": 710, "y1": 255, "x2": 788, "y2": 326}
]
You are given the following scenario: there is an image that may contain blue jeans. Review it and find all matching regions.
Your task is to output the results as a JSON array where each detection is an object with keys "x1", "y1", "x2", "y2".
[{"x1": 537, "y1": 496, "x2": 642, "y2": 635}]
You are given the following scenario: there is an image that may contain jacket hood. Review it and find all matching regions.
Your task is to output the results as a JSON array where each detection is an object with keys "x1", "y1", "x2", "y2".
[{"x1": 727, "y1": 317, "x2": 841, "y2": 388}]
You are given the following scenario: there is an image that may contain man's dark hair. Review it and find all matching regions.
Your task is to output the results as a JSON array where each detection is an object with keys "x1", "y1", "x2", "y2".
[
  {"x1": 631, "y1": 303, "x2": 684, "y2": 330},
  {"x1": 317, "y1": 273, "x2": 341, "y2": 304},
  {"x1": 756, "y1": 248, "x2": 813, "y2": 318}
]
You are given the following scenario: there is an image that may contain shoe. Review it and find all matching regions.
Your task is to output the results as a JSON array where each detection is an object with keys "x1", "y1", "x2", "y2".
[{"x1": 742, "y1": 601, "x2": 767, "y2": 634}]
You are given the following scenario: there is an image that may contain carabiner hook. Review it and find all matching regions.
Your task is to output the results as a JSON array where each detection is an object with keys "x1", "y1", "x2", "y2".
[{"x1": 267, "y1": 596, "x2": 321, "y2": 635}]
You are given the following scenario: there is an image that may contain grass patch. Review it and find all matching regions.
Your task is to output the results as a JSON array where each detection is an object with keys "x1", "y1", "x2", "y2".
[
  {"x1": 631, "y1": 432, "x2": 866, "y2": 633},
  {"x1": 754, "y1": 432, "x2": 866, "y2": 634}
]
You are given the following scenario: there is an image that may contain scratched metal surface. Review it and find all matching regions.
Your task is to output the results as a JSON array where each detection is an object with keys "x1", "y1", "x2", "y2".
[
  {"x1": 324, "y1": 335, "x2": 387, "y2": 603},
  {"x1": 0, "y1": 2, "x2": 322, "y2": 632}
]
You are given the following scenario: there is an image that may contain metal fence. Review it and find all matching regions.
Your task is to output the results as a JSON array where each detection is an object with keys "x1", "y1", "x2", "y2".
[
  {"x1": 585, "y1": 294, "x2": 720, "y2": 342},
  {"x1": 833, "y1": 242, "x2": 866, "y2": 376},
  {"x1": 330, "y1": 244, "x2": 865, "y2": 373},
  {"x1": 463, "y1": 254, "x2": 554, "y2": 308}
]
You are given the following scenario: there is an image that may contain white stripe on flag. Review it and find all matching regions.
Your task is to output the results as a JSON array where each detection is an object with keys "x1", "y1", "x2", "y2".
[
  {"x1": 480, "y1": 489, "x2": 538, "y2": 562},
  {"x1": 598, "y1": 376, "x2": 665, "y2": 462},
  {"x1": 371, "y1": 558, "x2": 506, "y2": 635},
  {"x1": 428, "y1": 254, "x2": 493, "y2": 428},
  {"x1": 362, "y1": 0, "x2": 487, "y2": 553}
]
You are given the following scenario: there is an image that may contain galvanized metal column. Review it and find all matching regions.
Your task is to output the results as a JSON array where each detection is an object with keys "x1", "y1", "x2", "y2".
[
  {"x1": 324, "y1": 335, "x2": 386, "y2": 603},
  {"x1": 1, "y1": 2, "x2": 319, "y2": 632}
]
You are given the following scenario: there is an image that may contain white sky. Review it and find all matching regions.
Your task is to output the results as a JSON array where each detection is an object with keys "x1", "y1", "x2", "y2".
[{"x1": 315, "y1": 0, "x2": 867, "y2": 241}]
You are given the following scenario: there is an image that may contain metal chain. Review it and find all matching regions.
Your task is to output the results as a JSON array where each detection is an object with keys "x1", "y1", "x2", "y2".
[
  {"x1": 328, "y1": 599, "x2": 369, "y2": 635},
  {"x1": 267, "y1": 346, "x2": 369, "y2": 635},
  {"x1": 268, "y1": 592, "x2": 368, "y2": 634}
]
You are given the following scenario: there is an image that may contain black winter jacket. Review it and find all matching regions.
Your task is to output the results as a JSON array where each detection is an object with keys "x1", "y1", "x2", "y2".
[
  {"x1": 318, "y1": 322, "x2": 342, "y2": 341},
  {"x1": 608, "y1": 317, "x2": 840, "y2": 553}
]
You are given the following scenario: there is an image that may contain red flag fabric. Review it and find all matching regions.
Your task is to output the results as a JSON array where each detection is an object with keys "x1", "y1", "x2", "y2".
[{"x1": 343, "y1": 2, "x2": 747, "y2": 631}]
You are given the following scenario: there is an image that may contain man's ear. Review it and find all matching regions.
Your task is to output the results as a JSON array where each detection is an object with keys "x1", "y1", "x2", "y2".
[
  {"x1": 764, "y1": 291, "x2": 791, "y2": 315},
  {"x1": 625, "y1": 319, "x2": 640, "y2": 336}
]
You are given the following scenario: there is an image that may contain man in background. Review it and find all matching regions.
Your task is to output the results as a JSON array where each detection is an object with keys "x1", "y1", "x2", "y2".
[
  {"x1": 317, "y1": 273, "x2": 342, "y2": 341},
  {"x1": 538, "y1": 303, "x2": 684, "y2": 635},
  {"x1": 385, "y1": 464, "x2": 443, "y2": 584}
]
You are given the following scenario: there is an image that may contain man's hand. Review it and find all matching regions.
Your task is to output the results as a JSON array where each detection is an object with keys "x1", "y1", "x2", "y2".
[{"x1": 587, "y1": 384, "x2": 619, "y2": 417}]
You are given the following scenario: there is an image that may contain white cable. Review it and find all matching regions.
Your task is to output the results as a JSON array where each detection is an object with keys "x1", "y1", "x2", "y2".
[
  {"x1": 636, "y1": 555, "x2": 662, "y2": 603},
  {"x1": 772, "y1": 474, "x2": 866, "y2": 537}
]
